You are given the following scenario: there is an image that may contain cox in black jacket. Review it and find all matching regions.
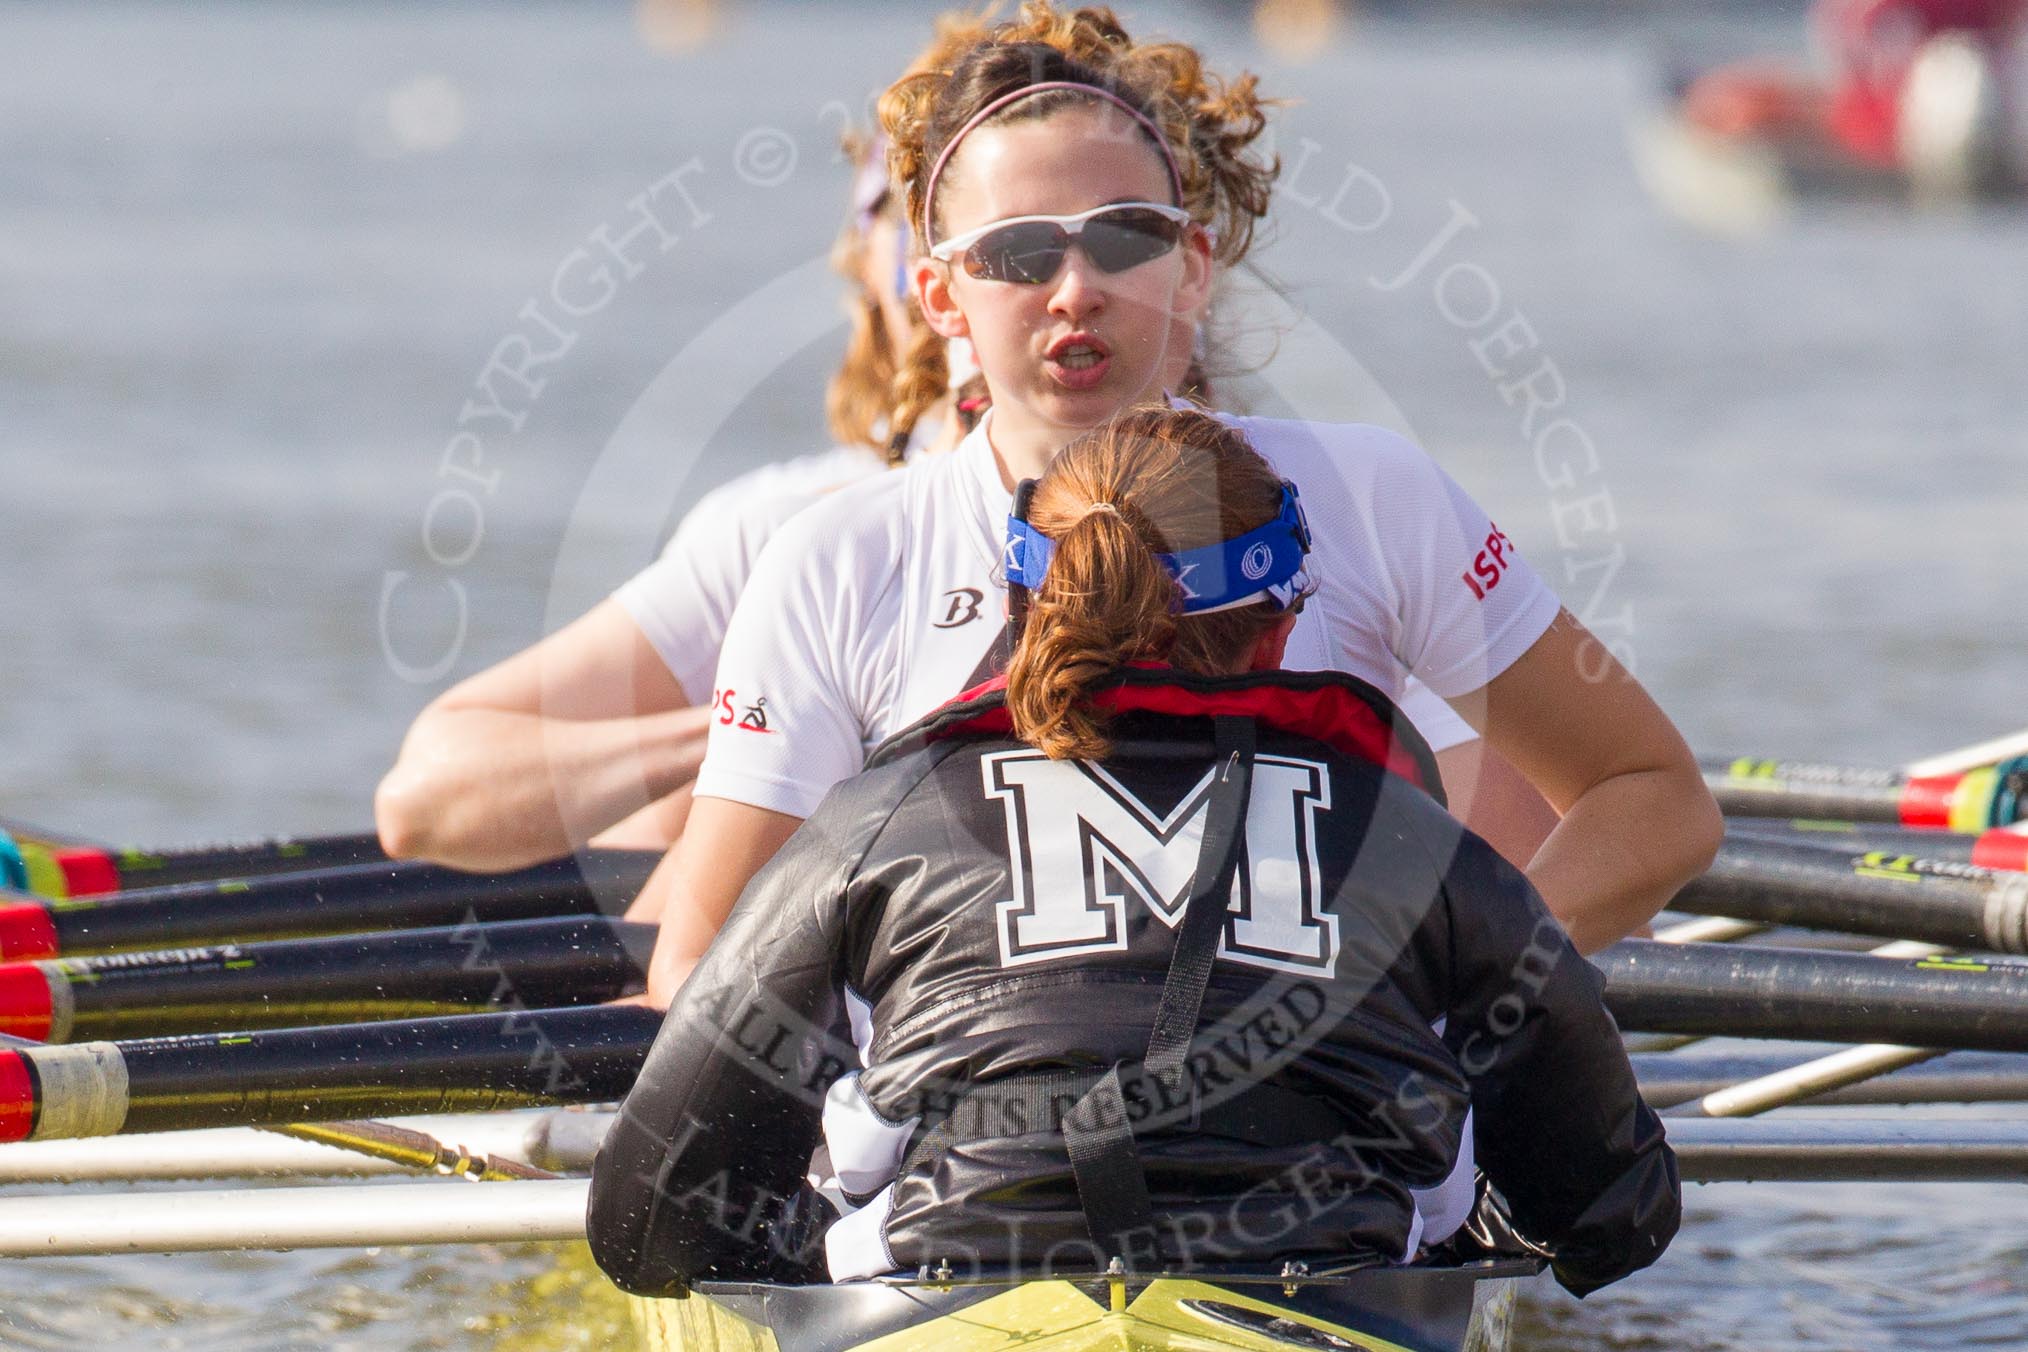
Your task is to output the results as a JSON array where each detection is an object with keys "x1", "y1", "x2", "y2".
[{"x1": 588, "y1": 668, "x2": 1678, "y2": 1299}]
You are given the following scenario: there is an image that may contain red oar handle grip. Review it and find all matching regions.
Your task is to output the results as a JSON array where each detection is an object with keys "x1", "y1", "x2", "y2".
[{"x1": 0, "y1": 904, "x2": 57, "y2": 963}]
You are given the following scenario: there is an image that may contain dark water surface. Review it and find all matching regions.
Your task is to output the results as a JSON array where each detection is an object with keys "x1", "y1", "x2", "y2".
[{"x1": 4, "y1": 2, "x2": 2026, "y2": 1346}]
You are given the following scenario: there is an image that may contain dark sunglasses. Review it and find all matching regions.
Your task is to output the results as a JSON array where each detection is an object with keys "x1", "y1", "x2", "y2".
[{"x1": 928, "y1": 202, "x2": 1193, "y2": 285}]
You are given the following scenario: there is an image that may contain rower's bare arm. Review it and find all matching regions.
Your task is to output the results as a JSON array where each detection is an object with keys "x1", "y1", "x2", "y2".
[
  {"x1": 1432, "y1": 739, "x2": 1561, "y2": 871},
  {"x1": 637, "y1": 793, "x2": 805, "y2": 1007},
  {"x1": 1454, "y1": 608, "x2": 1721, "y2": 953},
  {"x1": 374, "y1": 599, "x2": 710, "y2": 872},
  {"x1": 593, "y1": 783, "x2": 697, "y2": 852}
]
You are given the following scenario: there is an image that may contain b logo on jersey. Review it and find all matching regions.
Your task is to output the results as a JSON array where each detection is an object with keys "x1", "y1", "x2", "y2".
[
  {"x1": 982, "y1": 750, "x2": 1338, "y2": 975},
  {"x1": 932, "y1": 587, "x2": 984, "y2": 629}
]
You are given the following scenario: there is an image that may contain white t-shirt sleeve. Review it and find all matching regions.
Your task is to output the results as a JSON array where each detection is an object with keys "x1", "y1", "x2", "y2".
[
  {"x1": 690, "y1": 489, "x2": 891, "y2": 821},
  {"x1": 611, "y1": 486, "x2": 786, "y2": 704},
  {"x1": 611, "y1": 448, "x2": 885, "y2": 705},
  {"x1": 1357, "y1": 428, "x2": 1561, "y2": 701},
  {"x1": 1395, "y1": 677, "x2": 1477, "y2": 755}
]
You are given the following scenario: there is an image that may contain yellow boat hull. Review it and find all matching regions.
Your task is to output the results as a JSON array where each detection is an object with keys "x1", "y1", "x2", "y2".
[{"x1": 628, "y1": 1262, "x2": 1526, "y2": 1352}]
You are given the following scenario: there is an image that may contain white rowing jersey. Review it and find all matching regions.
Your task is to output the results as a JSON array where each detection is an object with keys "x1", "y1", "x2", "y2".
[
  {"x1": 695, "y1": 413, "x2": 1558, "y2": 820},
  {"x1": 613, "y1": 444, "x2": 889, "y2": 704}
]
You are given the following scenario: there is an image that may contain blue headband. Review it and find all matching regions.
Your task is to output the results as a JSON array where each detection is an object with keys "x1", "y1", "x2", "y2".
[{"x1": 1003, "y1": 481, "x2": 1312, "y2": 615}]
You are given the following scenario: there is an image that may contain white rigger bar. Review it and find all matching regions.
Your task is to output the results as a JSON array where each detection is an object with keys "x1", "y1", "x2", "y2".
[
  {"x1": 1905, "y1": 727, "x2": 2028, "y2": 778},
  {"x1": 0, "y1": 1177, "x2": 590, "y2": 1257},
  {"x1": 0, "y1": 1110, "x2": 613, "y2": 1184},
  {"x1": 1699, "y1": 1044, "x2": 1942, "y2": 1118},
  {"x1": 7, "y1": 1124, "x2": 2028, "y2": 1257}
]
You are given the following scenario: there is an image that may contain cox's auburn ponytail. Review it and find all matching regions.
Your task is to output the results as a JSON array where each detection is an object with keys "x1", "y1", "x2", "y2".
[{"x1": 1005, "y1": 406, "x2": 1293, "y2": 760}]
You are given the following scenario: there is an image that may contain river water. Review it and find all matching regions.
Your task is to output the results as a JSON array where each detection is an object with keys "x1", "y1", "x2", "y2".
[{"x1": 2, "y1": 1, "x2": 2025, "y2": 1347}]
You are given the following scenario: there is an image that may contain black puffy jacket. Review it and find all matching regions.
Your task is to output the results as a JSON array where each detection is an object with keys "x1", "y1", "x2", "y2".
[{"x1": 587, "y1": 668, "x2": 1677, "y2": 1299}]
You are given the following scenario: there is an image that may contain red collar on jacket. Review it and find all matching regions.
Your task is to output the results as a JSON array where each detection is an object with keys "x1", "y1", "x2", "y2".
[{"x1": 882, "y1": 666, "x2": 1444, "y2": 805}]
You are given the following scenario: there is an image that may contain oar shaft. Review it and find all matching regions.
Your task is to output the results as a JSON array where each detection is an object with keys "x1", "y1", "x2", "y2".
[
  {"x1": 1599, "y1": 938, "x2": 2028, "y2": 1049},
  {"x1": 1669, "y1": 1118, "x2": 2028, "y2": 1183},
  {"x1": 15, "y1": 832, "x2": 388, "y2": 899},
  {"x1": 1668, "y1": 835, "x2": 2028, "y2": 951},
  {"x1": 1728, "y1": 819, "x2": 2028, "y2": 871},
  {"x1": 1705, "y1": 757, "x2": 1907, "y2": 821},
  {"x1": 0, "y1": 916, "x2": 655, "y2": 1042},
  {"x1": 0, "y1": 850, "x2": 656, "y2": 960},
  {"x1": 0, "y1": 1004, "x2": 661, "y2": 1141}
]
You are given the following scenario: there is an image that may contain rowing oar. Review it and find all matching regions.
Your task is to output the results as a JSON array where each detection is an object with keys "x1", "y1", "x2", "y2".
[
  {"x1": 1634, "y1": 1050, "x2": 2028, "y2": 1109},
  {"x1": 1727, "y1": 818, "x2": 2028, "y2": 871},
  {"x1": 1701, "y1": 755, "x2": 2028, "y2": 828},
  {"x1": 0, "y1": 819, "x2": 386, "y2": 898},
  {"x1": 0, "y1": 915, "x2": 654, "y2": 1042},
  {"x1": 1626, "y1": 916, "x2": 1917, "y2": 1055},
  {"x1": 1597, "y1": 938, "x2": 2028, "y2": 1051},
  {"x1": 1666, "y1": 834, "x2": 2028, "y2": 952},
  {"x1": 1666, "y1": 1118, "x2": 2028, "y2": 1184},
  {"x1": 0, "y1": 1004, "x2": 663, "y2": 1142},
  {"x1": 0, "y1": 849, "x2": 657, "y2": 961},
  {"x1": 1667, "y1": 937, "x2": 1948, "y2": 1118}
]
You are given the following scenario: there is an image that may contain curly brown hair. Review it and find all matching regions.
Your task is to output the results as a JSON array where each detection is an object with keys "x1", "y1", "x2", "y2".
[
  {"x1": 1005, "y1": 405, "x2": 1291, "y2": 761},
  {"x1": 875, "y1": 4, "x2": 1276, "y2": 451},
  {"x1": 825, "y1": 16, "x2": 1010, "y2": 458},
  {"x1": 822, "y1": 130, "x2": 905, "y2": 456}
]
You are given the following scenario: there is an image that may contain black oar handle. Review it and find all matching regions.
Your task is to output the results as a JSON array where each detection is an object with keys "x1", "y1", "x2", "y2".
[
  {"x1": 0, "y1": 1004, "x2": 663, "y2": 1141},
  {"x1": 1669, "y1": 835, "x2": 2028, "y2": 952},
  {"x1": 0, "y1": 916, "x2": 656, "y2": 1042},
  {"x1": 1601, "y1": 939, "x2": 2028, "y2": 1051},
  {"x1": 0, "y1": 850, "x2": 659, "y2": 959}
]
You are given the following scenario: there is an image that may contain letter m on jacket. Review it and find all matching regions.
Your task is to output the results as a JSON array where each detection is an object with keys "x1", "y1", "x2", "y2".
[{"x1": 981, "y1": 751, "x2": 1339, "y2": 976}]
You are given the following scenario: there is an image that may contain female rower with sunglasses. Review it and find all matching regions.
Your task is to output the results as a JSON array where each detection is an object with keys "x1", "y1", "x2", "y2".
[
  {"x1": 633, "y1": 3, "x2": 1720, "y2": 1005},
  {"x1": 371, "y1": 125, "x2": 971, "y2": 875},
  {"x1": 587, "y1": 406, "x2": 1677, "y2": 1298}
]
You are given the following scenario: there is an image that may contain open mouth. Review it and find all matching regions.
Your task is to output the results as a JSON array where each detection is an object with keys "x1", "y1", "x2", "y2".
[{"x1": 1044, "y1": 333, "x2": 1111, "y2": 390}]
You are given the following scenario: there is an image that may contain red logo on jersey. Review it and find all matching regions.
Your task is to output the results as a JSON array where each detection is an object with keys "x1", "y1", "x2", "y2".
[
  {"x1": 712, "y1": 688, "x2": 776, "y2": 734},
  {"x1": 1461, "y1": 526, "x2": 1514, "y2": 601}
]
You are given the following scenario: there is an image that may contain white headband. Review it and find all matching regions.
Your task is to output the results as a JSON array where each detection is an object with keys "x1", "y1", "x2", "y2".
[{"x1": 920, "y1": 80, "x2": 1184, "y2": 247}]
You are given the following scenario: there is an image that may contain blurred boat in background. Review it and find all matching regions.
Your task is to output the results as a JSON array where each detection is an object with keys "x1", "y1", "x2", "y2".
[{"x1": 1631, "y1": 0, "x2": 2028, "y2": 232}]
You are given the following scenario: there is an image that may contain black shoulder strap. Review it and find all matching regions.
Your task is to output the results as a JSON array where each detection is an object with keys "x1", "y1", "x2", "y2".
[
  {"x1": 1146, "y1": 715, "x2": 1256, "y2": 1074},
  {"x1": 961, "y1": 620, "x2": 1015, "y2": 691},
  {"x1": 1062, "y1": 714, "x2": 1256, "y2": 1263}
]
